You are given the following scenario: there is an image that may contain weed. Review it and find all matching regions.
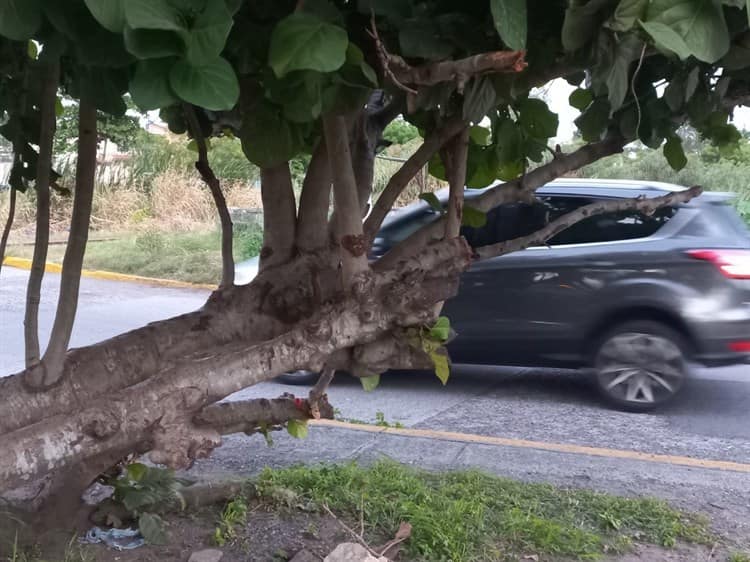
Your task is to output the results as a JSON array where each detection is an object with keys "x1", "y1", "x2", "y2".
[
  {"x1": 728, "y1": 553, "x2": 750, "y2": 562},
  {"x1": 257, "y1": 460, "x2": 711, "y2": 562},
  {"x1": 374, "y1": 411, "x2": 405, "y2": 428},
  {"x1": 213, "y1": 497, "x2": 248, "y2": 547}
]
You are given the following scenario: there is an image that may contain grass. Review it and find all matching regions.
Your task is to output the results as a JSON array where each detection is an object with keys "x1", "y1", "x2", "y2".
[
  {"x1": 213, "y1": 496, "x2": 249, "y2": 547},
  {"x1": 7, "y1": 226, "x2": 262, "y2": 285},
  {"x1": 256, "y1": 460, "x2": 712, "y2": 562}
]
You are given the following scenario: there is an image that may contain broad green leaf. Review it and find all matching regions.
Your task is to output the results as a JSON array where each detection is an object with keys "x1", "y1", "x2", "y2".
[
  {"x1": 27, "y1": 40, "x2": 37, "y2": 59},
  {"x1": 419, "y1": 192, "x2": 443, "y2": 214},
  {"x1": 429, "y1": 350, "x2": 450, "y2": 385},
  {"x1": 575, "y1": 98, "x2": 611, "y2": 142},
  {"x1": 569, "y1": 88, "x2": 593, "y2": 111},
  {"x1": 301, "y1": 0, "x2": 343, "y2": 23},
  {"x1": 608, "y1": 0, "x2": 648, "y2": 31},
  {"x1": 663, "y1": 135, "x2": 687, "y2": 170},
  {"x1": 466, "y1": 146, "x2": 501, "y2": 187},
  {"x1": 126, "y1": 462, "x2": 148, "y2": 482},
  {"x1": 561, "y1": 0, "x2": 612, "y2": 51},
  {"x1": 76, "y1": 67, "x2": 128, "y2": 116},
  {"x1": 721, "y1": 32, "x2": 750, "y2": 70},
  {"x1": 139, "y1": 513, "x2": 168, "y2": 545},
  {"x1": 469, "y1": 125, "x2": 491, "y2": 146},
  {"x1": 169, "y1": 57, "x2": 239, "y2": 110},
  {"x1": 462, "y1": 206, "x2": 487, "y2": 228},
  {"x1": 605, "y1": 36, "x2": 644, "y2": 112},
  {"x1": 125, "y1": 0, "x2": 186, "y2": 31},
  {"x1": 124, "y1": 27, "x2": 184, "y2": 59},
  {"x1": 360, "y1": 374, "x2": 380, "y2": 392},
  {"x1": 269, "y1": 13, "x2": 348, "y2": 78},
  {"x1": 84, "y1": 0, "x2": 126, "y2": 33},
  {"x1": 463, "y1": 77, "x2": 497, "y2": 123},
  {"x1": 240, "y1": 102, "x2": 306, "y2": 167},
  {"x1": 639, "y1": 21, "x2": 691, "y2": 59},
  {"x1": 0, "y1": 0, "x2": 41, "y2": 41},
  {"x1": 287, "y1": 418, "x2": 309, "y2": 439},
  {"x1": 490, "y1": 0, "x2": 527, "y2": 50},
  {"x1": 183, "y1": 0, "x2": 233, "y2": 65},
  {"x1": 643, "y1": 0, "x2": 730, "y2": 63},
  {"x1": 55, "y1": 97, "x2": 64, "y2": 117},
  {"x1": 122, "y1": 489, "x2": 155, "y2": 512},
  {"x1": 684, "y1": 67, "x2": 700, "y2": 101},
  {"x1": 429, "y1": 316, "x2": 451, "y2": 342},
  {"x1": 131, "y1": 58, "x2": 179, "y2": 110},
  {"x1": 518, "y1": 98, "x2": 558, "y2": 139},
  {"x1": 496, "y1": 117, "x2": 524, "y2": 176},
  {"x1": 398, "y1": 20, "x2": 453, "y2": 60}
]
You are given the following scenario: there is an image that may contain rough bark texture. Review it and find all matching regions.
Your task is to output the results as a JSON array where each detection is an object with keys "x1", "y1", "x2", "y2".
[
  {"x1": 0, "y1": 185, "x2": 15, "y2": 275},
  {"x1": 296, "y1": 140, "x2": 332, "y2": 253},
  {"x1": 184, "y1": 104, "x2": 234, "y2": 287},
  {"x1": 260, "y1": 163, "x2": 297, "y2": 271},
  {"x1": 23, "y1": 60, "x2": 59, "y2": 367},
  {"x1": 443, "y1": 128, "x2": 469, "y2": 239}
]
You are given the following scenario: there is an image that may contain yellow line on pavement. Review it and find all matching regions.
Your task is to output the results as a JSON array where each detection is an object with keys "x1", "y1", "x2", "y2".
[
  {"x1": 311, "y1": 419, "x2": 750, "y2": 474},
  {"x1": 2, "y1": 256, "x2": 216, "y2": 290}
]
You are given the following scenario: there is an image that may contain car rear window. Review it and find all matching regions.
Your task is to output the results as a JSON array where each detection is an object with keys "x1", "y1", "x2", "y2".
[{"x1": 711, "y1": 201, "x2": 750, "y2": 239}]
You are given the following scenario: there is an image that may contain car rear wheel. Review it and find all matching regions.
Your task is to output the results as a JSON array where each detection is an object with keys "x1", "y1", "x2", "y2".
[
  {"x1": 275, "y1": 370, "x2": 320, "y2": 385},
  {"x1": 594, "y1": 321, "x2": 688, "y2": 412}
]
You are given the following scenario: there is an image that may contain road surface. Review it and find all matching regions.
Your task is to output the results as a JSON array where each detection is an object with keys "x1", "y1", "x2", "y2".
[{"x1": 1, "y1": 266, "x2": 749, "y2": 543}]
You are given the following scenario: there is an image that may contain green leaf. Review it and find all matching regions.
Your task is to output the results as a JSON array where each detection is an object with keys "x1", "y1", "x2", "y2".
[
  {"x1": 608, "y1": 0, "x2": 648, "y2": 31},
  {"x1": 639, "y1": 21, "x2": 692, "y2": 59},
  {"x1": 0, "y1": 0, "x2": 41, "y2": 41},
  {"x1": 429, "y1": 316, "x2": 451, "y2": 342},
  {"x1": 575, "y1": 98, "x2": 611, "y2": 142},
  {"x1": 84, "y1": 0, "x2": 126, "y2": 32},
  {"x1": 605, "y1": 36, "x2": 644, "y2": 112},
  {"x1": 490, "y1": 0, "x2": 527, "y2": 50},
  {"x1": 268, "y1": 13, "x2": 348, "y2": 78},
  {"x1": 122, "y1": 489, "x2": 156, "y2": 512},
  {"x1": 126, "y1": 462, "x2": 148, "y2": 482},
  {"x1": 347, "y1": 45, "x2": 378, "y2": 86},
  {"x1": 663, "y1": 78, "x2": 684, "y2": 112},
  {"x1": 569, "y1": 88, "x2": 593, "y2": 111},
  {"x1": 130, "y1": 58, "x2": 178, "y2": 110},
  {"x1": 55, "y1": 97, "x2": 64, "y2": 117},
  {"x1": 663, "y1": 135, "x2": 687, "y2": 170},
  {"x1": 139, "y1": 513, "x2": 168, "y2": 545},
  {"x1": 461, "y1": 206, "x2": 487, "y2": 228},
  {"x1": 518, "y1": 98, "x2": 558, "y2": 139},
  {"x1": 169, "y1": 57, "x2": 239, "y2": 110},
  {"x1": 287, "y1": 418, "x2": 309, "y2": 439},
  {"x1": 419, "y1": 192, "x2": 443, "y2": 214},
  {"x1": 360, "y1": 374, "x2": 380, "y2": 392},
  {"x1": 398, "y1": 20, "x2": 453, "y2": 60},
  {"x1": 124, "y1": 27, "x2": 184, "y2": 59},
  {"x1": 684, "y1": 67, "x2": 700, "y2": 101},
  {"x1": 463, "y1": 77, "x2": 497, "y2": 123},
  {"x1": 643, "y1": 0, "x2": 730, "y2": 63},
  {"x1": 562, "y1": 0, "x2": 611, "y2": 52},
  {"x1": 27, "y1": 40, "x2": 37, "y2": 59},
  {"x1": 429, "y1": 350, "x2": 450, "y2": 385},
  {"x1": 125, "y1": 0, "x2": 186, "y2": 31},
  {"x1": 469, "y1": 125, "x2": 491, "y2": 146},
  {"x1": 240, "y1": 102, "x2": 306, "y2": 167},
  {"x1": 183, "y1": 0, "x2": 233, "y2": 65}
]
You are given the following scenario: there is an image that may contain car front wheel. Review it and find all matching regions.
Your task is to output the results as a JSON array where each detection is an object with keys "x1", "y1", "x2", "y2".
[
  {"x1": 594, "y1": 321, "x2": 688, "y2": 412},
  {"x1": 275, "y1": 370, "x2": 320, "y2": 385}
]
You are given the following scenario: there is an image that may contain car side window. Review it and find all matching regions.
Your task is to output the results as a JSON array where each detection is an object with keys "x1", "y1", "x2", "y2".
[
  {"x1": 541, "y1": 196, "x2": 676, "y2": 245},
  {"x1": 380, "y1": 209, "x2": 440, "y2": 245},
  {"x1": 460, "y1": 202, "x2": 548, "y2": 248}
]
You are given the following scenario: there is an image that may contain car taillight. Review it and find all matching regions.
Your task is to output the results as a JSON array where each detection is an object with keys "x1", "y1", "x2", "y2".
[
  {"x1": 729, "y1": 341, "x2": 750, "y2": 353},
  {"x1": 686, "y1": 249, "x2": 750, "y2": 279}
]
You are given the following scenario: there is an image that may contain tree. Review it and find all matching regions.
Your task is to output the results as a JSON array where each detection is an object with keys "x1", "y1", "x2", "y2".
[
  {"x1": 0, "y1": 0, "x2": 746, "y2": 525},
  {"x1": 54, "y1": 100, "x2": 142, "y2": 154}
]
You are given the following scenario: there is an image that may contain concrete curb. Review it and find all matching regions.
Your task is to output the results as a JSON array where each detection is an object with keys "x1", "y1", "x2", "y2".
[{"x1": 2, "y1": 256, "x2": 216, "y2": 290}]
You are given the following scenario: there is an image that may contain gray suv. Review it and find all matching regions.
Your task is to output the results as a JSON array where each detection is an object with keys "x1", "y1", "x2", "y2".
[{"x1": 287, "y1": 179, "x2": 750, "y2": 411}]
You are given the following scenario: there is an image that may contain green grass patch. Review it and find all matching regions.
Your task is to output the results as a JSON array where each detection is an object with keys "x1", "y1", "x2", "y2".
[
  {"x1": 8, "y1": 227, "x2": 262, "y2": 285},
  {"x1": 257, "y1": 460, "x2": 711, "y2": 562}
]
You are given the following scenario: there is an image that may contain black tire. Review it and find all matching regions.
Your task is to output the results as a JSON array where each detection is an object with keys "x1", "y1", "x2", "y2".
[
  {"x1": 275, "y1": 370, "x2": 321, "y2": 385},
  {"x1": 593, "y1": 320, "x2": 688, "y2": 412}
]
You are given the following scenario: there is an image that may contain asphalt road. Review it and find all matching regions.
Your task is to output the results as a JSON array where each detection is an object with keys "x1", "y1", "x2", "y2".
[{"x1": 2, "y1": 266, "x2": 749, "y2": 543}]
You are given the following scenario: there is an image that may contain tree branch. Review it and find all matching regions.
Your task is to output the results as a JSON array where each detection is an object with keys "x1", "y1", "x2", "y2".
[
  {"x1": 0, "y1": 186, "x2": 16, "y2": 276},
  {"x1": 296, "y1": 140, "x2": 332, "y2": 253},
  {"x1": 27, "y1": 94, "x2": 97, "y2": 388},
  {"x1": 375, "y1": 133, "x2": 626, "y2": 270},
  {"x1": 474, "y1": 186, "x2": 704, "y2": 260},
  {"x1": 308, "y1": 367, "x2": 335, "y2": 419},
  {"x1": 322, "y1": 113, "x2": 369, "y2": 282},
  {"x1": 364, "y1": 117, "x2": 466, "y2": 242},
  {"x1": 24, "y1": 60, "x2": 59, "y2": 367},
  {"x1": 443, "y1": 128, "x2": 469, "y2": 239},
  {"x1": 259, "y1": 163, "x2": 297, "y2": 271},
  {"x1": 183, "y1": 104, "x2": 234, "y2": 288}
]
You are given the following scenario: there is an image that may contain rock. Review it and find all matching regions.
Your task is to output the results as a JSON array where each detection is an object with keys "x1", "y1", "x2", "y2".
[
  {"x1": 187, "y1": 549, "x2": 224, "y2": 562},
  {"x1": 324, "y1": 542, "x2": 388, "y2": 562},
  {"x1": 289, "y1": 549, "x2": 319, "y2": 562}
]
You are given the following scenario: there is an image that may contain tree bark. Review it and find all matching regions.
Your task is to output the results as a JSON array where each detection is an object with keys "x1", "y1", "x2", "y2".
[
  {"x1": 442, "y1": 128, "x2": 469, "y2": 239},
  {"x1": 28, "y1": 95, "x2": 97, "y2": 388},
  {"x1": 296, "y1": 140, "x2": 331, "y2": 253},
  {"x1": 259, "y1": 163, "x2": 297, "y2": 271},
  {"x1": 184, "y1": 104, "x2": 234, "y2": 287},
  {"x1": 24, "y1": 60, "x2": 59, "y2": 367},
  {"x1": 0, "y1": 186, "x2": 16, "y2": 276}
]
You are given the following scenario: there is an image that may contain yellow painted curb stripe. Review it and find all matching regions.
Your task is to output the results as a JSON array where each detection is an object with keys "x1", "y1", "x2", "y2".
[
  {"x1": 311, "y1": 419, "x2": 750, "y2": 474},
  {"x1": 2, "y1": 256, "x2": 216, "y2": 290}
]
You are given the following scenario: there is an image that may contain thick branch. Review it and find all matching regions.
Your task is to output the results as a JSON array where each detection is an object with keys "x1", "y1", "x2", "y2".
[
  {"x1": 296, "y1": 140, "x2": 332, "y2": 253},
  {"x1": 393, "y1": 50, "x2": 527, "y2": 88},
  {"x1": 195, "y1": 395, "x2": 334, "y2": 436},
  {"x1": 184, "y1": 104, "x2": 234, "y2": 287},
  {"x1": 28, "y1": 90, "x2": 95, "y2": 389},
  {"x1": 376, "y1": 133, "x2": 626, "y2": 270},
  {"x1": 259, "y1": 163, "x2": 297, "y2": 271},
  {"x1": 443, "y1": 128, "x2": 469, "y2": 239},
  {"x1": 475, "y1": 186, "x2": 703, "y2": 260},
  {"x1": 322, "y1": 113, "x2": 369, "y2": 282},
  {"x1": 24, "y1": 60, "x2": 59, "y2": 367},
  {"x1": 364, "y1": 117, "x2": 465, "y2": 242},
  {"x1": 0, "y1": 186, "x2": 16, "y2": 276}
]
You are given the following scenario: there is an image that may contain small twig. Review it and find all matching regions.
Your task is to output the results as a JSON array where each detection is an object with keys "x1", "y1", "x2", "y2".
[
  {"x1": 308, "y1": 368, "x2": 335, "y2": 420},
  {"x1": 631, "y1": 42, "x2": 647, "y2": 139},
  {"x1": 706, "y1": 542, "x2": 717, "y2": 561},
  {"x1": 322, "y1": 503, "x2": 380, "y2": 558},
  {"x1": 359, "y1": 495, "x2": 365, "y2": 537},
  {"x1": 368, "y1": 15, "x2": 417, "y2": 95}
]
